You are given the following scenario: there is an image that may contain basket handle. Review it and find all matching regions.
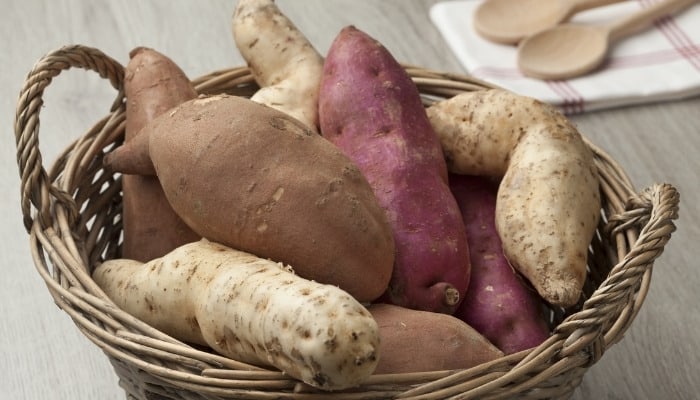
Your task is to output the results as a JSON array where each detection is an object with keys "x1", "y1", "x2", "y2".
[
  {"x1": 14, "y1": 45, "x2": 125, "y2": 232},
  {"x1": 555, "y1": 182, "x2": 680, "y2": 364}
]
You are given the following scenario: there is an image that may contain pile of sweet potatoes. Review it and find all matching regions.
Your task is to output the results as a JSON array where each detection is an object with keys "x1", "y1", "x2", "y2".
[{"x1": 94, "y1": 0, "x2": 601, "y2": 391}]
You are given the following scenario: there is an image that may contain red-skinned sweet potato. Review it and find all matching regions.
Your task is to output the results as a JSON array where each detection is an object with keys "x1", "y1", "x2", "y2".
[
  {"x1": 318, "y1": 26, "x2": 471, "y2": 314},
  {"x1": 450, "y1": 174, "x2": 550, "y2": 354},
  {"x1": 104, "y1": 94, "x2": 395, "y2": 303},
  {"x1": 367, "y1": 304, "x2": 503, "y2": 374},
  {"x1": 120, "y1": 47, "x2": 200, "y2": 262}
]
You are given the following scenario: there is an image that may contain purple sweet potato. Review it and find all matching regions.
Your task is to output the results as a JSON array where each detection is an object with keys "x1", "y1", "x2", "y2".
[
  {"x1": 318, "y1": 26, "x2": 470, "y2": 314},
  {"x1": 119, "y1": 47, "x2": 200, "y2": 262},
  {"x1": 450, "y1": 174, "x2": 550, "y2": 354}
]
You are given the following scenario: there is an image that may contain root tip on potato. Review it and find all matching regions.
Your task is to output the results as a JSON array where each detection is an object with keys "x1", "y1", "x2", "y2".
[
  {"x1": 544, "y1": 283, "x2": 582, "y2": 308},
  {"x1": 128, "y1": 46, "x2": 150, "y2": 59},
  {"x1": 444, "y1": 285, "x2": 461, "y2": 307}
]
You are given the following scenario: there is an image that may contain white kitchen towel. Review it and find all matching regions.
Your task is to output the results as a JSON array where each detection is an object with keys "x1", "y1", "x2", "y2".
[{"x1": 430, "y1": 0, "x2": 700, "y2": 114}]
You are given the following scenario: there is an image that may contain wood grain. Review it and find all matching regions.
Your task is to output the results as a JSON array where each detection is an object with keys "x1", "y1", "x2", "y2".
[{"x1": 1, "y1": 1, "x2": 697, "y2": 399}]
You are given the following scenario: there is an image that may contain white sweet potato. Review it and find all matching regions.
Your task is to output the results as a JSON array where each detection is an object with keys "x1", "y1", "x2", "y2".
[
  {"x1": 427, "y1": 90, "x2": 601, "y2": 307},
  {"x1": 93, "y1": 239, "x2": 380, "y2": 390},
  {"x1": 232, "y1": 0, "x2": 324, "y2": 132}
]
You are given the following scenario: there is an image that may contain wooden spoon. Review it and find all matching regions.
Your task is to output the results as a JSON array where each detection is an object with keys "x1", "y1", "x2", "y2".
[
  {"x1": 473, "y1": 0, "x2": 627, "y2": 45},
  {"x1": 517, "y1": 0, "x2": 698, "y2": 80}
]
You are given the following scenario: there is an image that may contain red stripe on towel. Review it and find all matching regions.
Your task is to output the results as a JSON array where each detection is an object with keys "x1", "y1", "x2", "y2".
[
  {"x1": 471, "y1": 67, "x2": 586, "y2": 113},
  {"x1": 656, "y1": 17, "x2": 700, "y2": 71},
  {"x1": 606, "y1": 47, "x2": 700, "y2": 68},
  {"x1": 642, "y1": 0, "x2": 700, "y2": 71},
  {"x1": 546, "y1": 81, "x2": 585, "y2": 114}
]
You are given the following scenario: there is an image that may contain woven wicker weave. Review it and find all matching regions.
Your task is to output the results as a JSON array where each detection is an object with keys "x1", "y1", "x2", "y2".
[{"x1": 14, "y1": 45, "x2": 680, "y2": 400}]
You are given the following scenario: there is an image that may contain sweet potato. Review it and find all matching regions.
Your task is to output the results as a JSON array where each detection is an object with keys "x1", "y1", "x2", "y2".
[
  {"x1": 319, "y1": 26, "x2": 470, "y2": 314},
  {"x1": 119, "y1": 47, "x2": 200, "y2": 262},
  {"x1": 367, "y1": 304, "x2": 503, "y2": 374},
  {"x1": 103, "y1": 94, "x2": 395, "y2": 303},
  {"x1": 93, "y1": 239, "x2": 380, "y2": 390},
  {"x1": 232, "y1": 0, "x2": 324, "y2": 132},
  {"x1": 450, "y1": 174, "x2": 550, "y2": 354},
  {"x1": 426, "y1": 89, "x2": 601, "y2": 307}
]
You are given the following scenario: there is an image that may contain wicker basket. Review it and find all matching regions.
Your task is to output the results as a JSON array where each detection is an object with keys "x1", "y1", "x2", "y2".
[{"x1": 14, "y1": 44, "x2": 680, "y2": 400}]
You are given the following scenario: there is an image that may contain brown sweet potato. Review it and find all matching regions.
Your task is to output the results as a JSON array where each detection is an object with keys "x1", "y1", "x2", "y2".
[
  {"x1": 368, "y1": 304, "x2": 503, "y2": 374},
  {"x1": 120, "y1": 47, "x2": 200, "y2": 262},
  {"x1": 104, "y1": 94, "x2": 395, "y2": 303},
  {"x1": 319, "y1": 26, "x2": 471, "y2": 314},
  {"x1": 450, "y1": 174, "x2": 550, "y2": 354}
]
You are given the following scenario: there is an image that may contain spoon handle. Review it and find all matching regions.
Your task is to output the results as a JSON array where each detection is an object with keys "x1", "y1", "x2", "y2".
[
  {"x1": 565, "y1": 0, "x2": 628, "y2": 16},
  {"x1": 608, "y1": 0, "x2": 698, "y2": 42}
]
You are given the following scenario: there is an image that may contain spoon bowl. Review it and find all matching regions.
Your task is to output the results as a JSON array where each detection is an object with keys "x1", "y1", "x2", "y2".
[
  {"x1": 518, "y1": 24, "x2": 610, "y2": 80},
  {"x1": 516, "y1": 0, "x2": 697, "y2": 80},
  {"x1": 474, "y1": 0, "x2": 570, "y2": 44},
  {"x1": 473, "y1": 0, "x2": 626, "y2": 45}
]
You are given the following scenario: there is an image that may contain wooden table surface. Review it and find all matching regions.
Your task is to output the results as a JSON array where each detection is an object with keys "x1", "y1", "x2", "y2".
[{"x1": 2, "y1": 1, "x2": 697, "y2": 399}]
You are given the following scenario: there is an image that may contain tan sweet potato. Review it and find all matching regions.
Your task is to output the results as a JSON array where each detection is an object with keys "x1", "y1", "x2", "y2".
[
  {"x1": 232, "y1": 0, "x2": 324, "y2": 132},
  {"x1": 103, "y1": 94, "x2": 395, "y2": 303},
  {"x1": 426, "y1": 89, "x2": 601, "y2": 307},
  {"x1": 119, "y1": 47, "x2": 200, "y2": 262},
  {"x1": 93, "y1": 239, "x2": 380, "y2": 390},
  {"x1": 367, "y1": 304, "x2": 503, "y2": 374}
]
